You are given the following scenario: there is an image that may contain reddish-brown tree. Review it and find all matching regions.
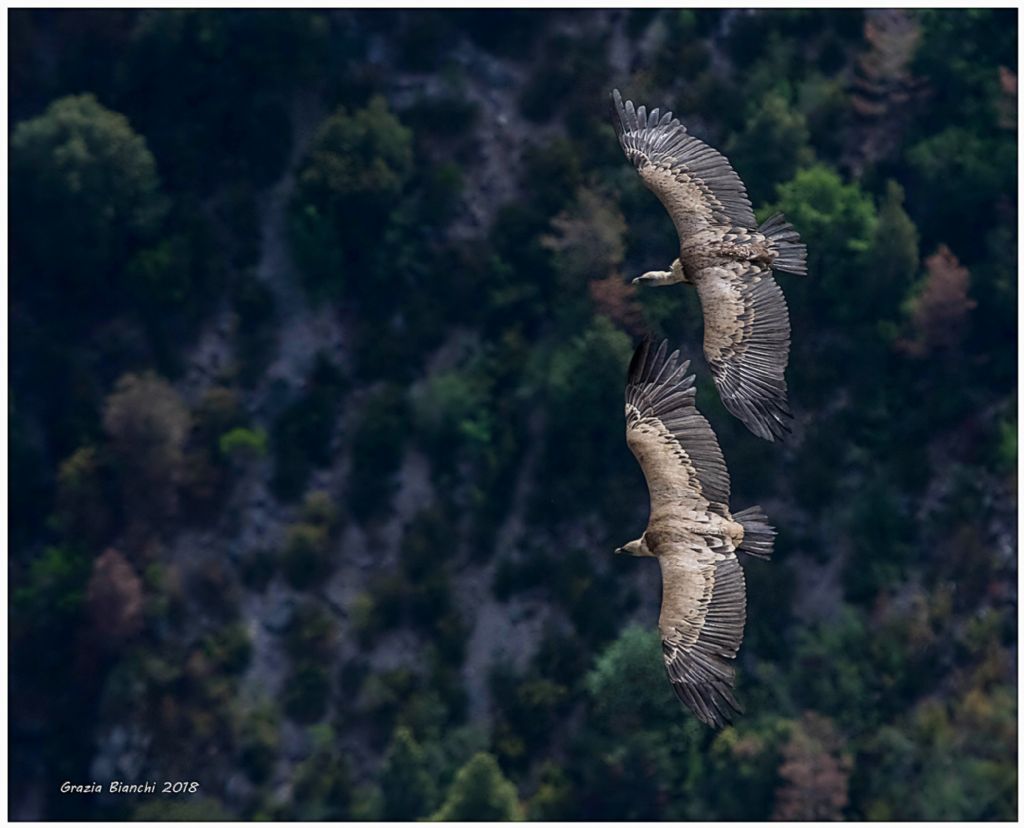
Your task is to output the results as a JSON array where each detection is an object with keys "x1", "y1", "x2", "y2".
[
  {"x1": 102, "y1": 371, "x2": 191, "y2": 526},
  {"x1": 774, "y1": 711, "x2": 853, "y2": 821},
  {"x1": 898, "y1": 244, "x2": 977, "y2": 356},
  {"x1": 86, "y1": 548, "x2": 144, "y2": 645},
  {"x1": 588, "y1": 274, "x2": 646, "y2": 336},
  {"x1": 998, "y1": 66, "x2": 1017, "y2": 130},
  {"x1": 542, "y1": 188, "x2": 627, "y2": 292},
  {"x1": 846, "y1": 10, "x2": 924, "y2": 172}
]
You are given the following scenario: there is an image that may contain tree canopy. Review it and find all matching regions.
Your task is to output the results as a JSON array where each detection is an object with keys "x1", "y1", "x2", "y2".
[{"x1": 9, "y1": 9, "x2": 1016, "y2": 822}]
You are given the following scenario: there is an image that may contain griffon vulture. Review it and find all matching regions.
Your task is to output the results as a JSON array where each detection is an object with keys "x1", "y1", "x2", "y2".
[
  {"x1": 616, "y1": 339, "x2": 775, "y2": 728},
  {"x1": 612, "y1": 89, "x2": 807, "y2": 442}
]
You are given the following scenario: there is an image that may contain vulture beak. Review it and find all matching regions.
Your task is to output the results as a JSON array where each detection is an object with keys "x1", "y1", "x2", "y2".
[
  {"x1": 633, "y1": 270, "x2": 669, "y2": 285},
  {"x1": 614, "y1": 546, "x2": 625, "y2": 555}
]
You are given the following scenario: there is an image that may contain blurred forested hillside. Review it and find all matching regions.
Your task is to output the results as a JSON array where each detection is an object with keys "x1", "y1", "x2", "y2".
[{"x1": 9, "y1": 8, "x2": 1017, "y2": 821}]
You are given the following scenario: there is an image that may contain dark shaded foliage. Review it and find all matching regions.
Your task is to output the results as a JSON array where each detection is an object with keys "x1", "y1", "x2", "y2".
[{"x1": 8, "y1": 8, "x2": 1016, "y2": 822}]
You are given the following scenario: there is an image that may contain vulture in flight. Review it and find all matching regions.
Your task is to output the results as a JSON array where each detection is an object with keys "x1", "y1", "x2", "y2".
[
  {"x1": 612, "y1": 89, "x2": 807, "y2": 442},
  {"x1": 616, "y1": 339, "x2": 775, "y2": 728}
]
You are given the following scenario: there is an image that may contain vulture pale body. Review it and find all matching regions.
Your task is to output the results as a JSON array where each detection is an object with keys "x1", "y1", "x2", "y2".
[
  {"x1": 617, "y1": 339, "x2": 775, "y2": 728},
  {"x1": 612, "y1": 89, "x2": 807, "y2": 442}
]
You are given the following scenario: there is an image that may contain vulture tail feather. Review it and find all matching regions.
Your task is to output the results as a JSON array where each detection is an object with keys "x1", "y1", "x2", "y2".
[
  {"x1": 734, "y1": 506, "x2": 775, "y2": 560},
  {"x1": 759, "y1": 213, "x2": 807, "y2": 276}
]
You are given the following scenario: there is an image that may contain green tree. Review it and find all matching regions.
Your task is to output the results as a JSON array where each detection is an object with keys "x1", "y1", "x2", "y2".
[
  {"x1": 283, "y1": 601, "x2": 337, "y2": 663},
  {"x1": 297, "y1": 97, "x2": 413, "y2": 214},
  {"x1": 271, "y1": 354, "x2": 346, "y2": 500},
  {"x1": 348, "y1": 384, "x2": 409, "y2": 522},
  {"x1": 490, "y1": 668, "x2": 570, "y2": 768},
  {"x1": 906, "y1": 127, "x2": 1014, "y2": 257},
  {"x1": 867, "y1": 180, "x2": 920, "y2": 320},
  {"x1": 191, "y1": 387, "x2": 244, "y2": 446},
  {"x1": 412, "y1": 360, "x2": 495, "y2": 475},
  {"x1": 585, "y1": 625, "x2": 677, "y2": 732},
  {"x1": 12, "y1": 545, "x2": 91, "y2": 637},
  {"x1": 290, "y1": 97, "x2": 414, "y2": 297},
  {"x1": 301, "y1": 489, "x2": 342, "y2": 530},
  {"x1": 534, "y1": 316, "x2": 636, "y2": 525},
  {"x1": 729, "y1": 93, "x2": 815, "y2": 204},
  {"x1": 283, "y1": 664, "x2": 331, "y2": 724},
  {"x1": 995, "y1": 412, "x2": 1016, "y2": 475},
  {"x1": 290, "y1": 725, "x2": 353, "y2": 819},
  {"x1": 124, "y1": 215, "x2": 225, "y2": 321},
  {"x1": 570, "y1": 623, "x2": 718, "y2": 820},
  {"x1": 701, "y1": 717, "x2": 790, "y2": 820},
  {"x1": 281, "y1": 600, "x2": 337, "y2": 725},
  {"x1": 913, "y1": 9, "x2": 1017, "y2": 126},
  {"x1": 179, "y1": 388, "x2": 245, "y2": 517},
  {"x1": 280, "y1": 521, "x2": 333, "y2": 590},
  {"x1": 10, "y1": 94, "x2": 165, "y2": 305},
  {"x1": 762, "y1": 164, "x2": 877, "y2": 323},
  {"x1": 519, "y1": 31, "x2": 610, "y2": 131},
  {"x1": 53, "y1": 446, "x2": 112, "y2": 544},
  {"x1": 378, "y1": 726, "x2": 438, "y2": 820},
  {"x1": 201, "y1": 622, "x2": 252, "y2": 675},
  {"x1": 527, "y1": 761, "x2": 575, "y2": 820},
  {"x1": 218, "y1": 426, "x2": 267, "y2": 463},
  {"x1": 236, "y1": 704, "x2": 279, "y2": 784},
  {"x1": 122, "y1": 10, "x2": 328, "y2": 191},
  {"x1": 431, "y1": 752, "x2": 524, "y2": 821},
  {"x1": 232, "y1": 274, "x2": 279, "y2": 385}
]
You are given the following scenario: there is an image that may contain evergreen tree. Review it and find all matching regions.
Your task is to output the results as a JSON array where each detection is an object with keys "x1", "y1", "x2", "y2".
[
  {"x1": 379, "y1": 727, "x2": 438, "y2": 820},
  {"x1": 290, "y1": 97, "x2": 414, "y2": 298},
  {"x1": 763, "y1": 164, "x2": 877, "y2": 324},
  {"x1": 431, "y1": 753, "x2": 524, "y2": 821},
  {"x1": 867, "y1": 180, "x2": 920, "y2": 321},
  {"x1": 585, "y1": 625, "x2": 677, "y2": 732},
  {"x1": 729, "y1": 93, "x2": 815, "y2": 204},
  {"x1": 10, "y1": 94, "x2": 165, "y2": 306}
]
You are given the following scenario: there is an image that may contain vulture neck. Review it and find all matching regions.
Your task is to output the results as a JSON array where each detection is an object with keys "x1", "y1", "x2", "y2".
[{"x1": 623, "y1": 535, "x2": 654, "y2": 557}]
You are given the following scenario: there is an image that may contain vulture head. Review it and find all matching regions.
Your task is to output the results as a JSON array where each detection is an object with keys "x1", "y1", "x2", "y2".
[
  {"x1": 632, "y1": 258, "x2": 688, "y2": 287},
  {"x1": 615, "y1": 536, "x2": 652, "y2": 557}
]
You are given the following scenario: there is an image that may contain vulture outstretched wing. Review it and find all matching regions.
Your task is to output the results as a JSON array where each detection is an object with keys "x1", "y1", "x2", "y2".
[
  {"x1": 624, "y1": 340, "x2": 746, "y2": 727},
  {"x1": 697, "y1": 261, "x2": 793, "y2": 441},
  {"x1": 625, "y1": 339, "x2": 731, "y2": 516},
  {"x1": 612, "y1": 89, "x2": 756, "y2": 239},
  {"x1": 659, "y1": 545, "x2": 746, "y2": 728}
]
